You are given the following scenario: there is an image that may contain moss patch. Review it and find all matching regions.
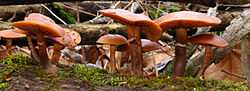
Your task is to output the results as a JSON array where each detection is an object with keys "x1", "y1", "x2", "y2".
[{"x1": 0, "y1": 53, "x2": 249, "y2": 91}]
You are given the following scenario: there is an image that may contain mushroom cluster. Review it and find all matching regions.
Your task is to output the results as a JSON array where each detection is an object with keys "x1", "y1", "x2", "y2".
[
  {"x1": 155, "y1": 11, "x2": 227, "y2": 78},
  {"x1": 12, "y1": 13, "x2": 81, "y2": 71},
  {"x1": 100, "y1": 9, "x2": 162, "y2": 75},
  {"x1": 99, "y1": 9, "x2": 227, "y2": 78}
]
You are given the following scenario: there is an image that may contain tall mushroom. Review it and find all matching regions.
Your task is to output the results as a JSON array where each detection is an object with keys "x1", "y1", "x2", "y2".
[
  {"x1": 0, "y1": 29, "x2": 26, "y2": 55},
  {"x1": 154, "y1": 11, "x2": 221, "y2": 77},
  {"x1": 97, "y1": 34, "x2": 127, "y2": 73},
  {"x1": 189, "y1": 34, "x2": 228, "y2": 77},
  {"x1": 13, "y1": 14, "x2": 64, "y2": 69},
  {"x1": 100, "y1": 9, "x2": 162, "y2": 75}
]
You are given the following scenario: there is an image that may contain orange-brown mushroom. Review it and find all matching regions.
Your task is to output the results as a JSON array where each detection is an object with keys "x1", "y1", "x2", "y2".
[
  {"x1": 154, "y1": 11, "x2": 221, "y2": 77},
  {"x1": 189, "y1": 34, "x2": 228, "y2": 77},
  {"x1": 0, "y1": 29, "x2": 26, "y2": 54},
  {"x1": 100, "y1": 9, "x2": 162, "y2": 75},
  {"x1": 141, "y1": 39, "x2": 161, "y2": 53},
  {"x1": 13, "y1": 13, "x2": 64, "y2": 69},
  {"x1": 97, "y1": 34, "x2": 127, "y2": 73}
]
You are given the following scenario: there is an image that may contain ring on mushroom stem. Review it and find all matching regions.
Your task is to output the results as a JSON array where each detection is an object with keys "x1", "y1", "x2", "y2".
[
  {"x1": 100, "y1": 9, "x2": 162, "y2": 76},
  {"x1": 189, "y1": 34, "x2": 228, "y2": 77},
  {"x1": 154, "y1": 11, "x2": 221, "y2": 78},
  {"x1": 97, "y1": 34, "x2": 127, "y2": 73}
]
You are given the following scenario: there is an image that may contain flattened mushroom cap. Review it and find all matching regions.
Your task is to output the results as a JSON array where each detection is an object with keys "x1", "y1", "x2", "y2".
[
  {"x1": 141, "y1": 39, "x2": 161, "y2": 52},
  {"x1": 97, "y1": 34, "x2": 127, "y2": 45},
  {"x1": 25, "y1": 13, "x2": 55, "y2": 23},
  {"x1": 100, "y1": 9, "x2": 162, "y2": 41},
  {"x1": 0, "y1": 29, "x2": 26, "y2": 38},
  {"x1": 189, "y1": 34, "x2": 228, "y2": 48},
  {"x1": 13, "y1": 20, "x2": 64, "y2": 37},
  {"x1": 154, "y1": 11, "x2": 221, "y2": 30},
  {"x1": 52, "y1": 29, "x2": 81, "y2": 47}
]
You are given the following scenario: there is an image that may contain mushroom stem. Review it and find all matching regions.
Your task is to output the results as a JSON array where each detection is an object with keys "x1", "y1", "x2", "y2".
[
  {"x1": 27, "y1": 35, "x2": 40, "y2": 63},
  {"x1": 36, "y1": 34, "x2": 50, "y2": 69},
  {"x1": 109, "y1": 45, "x2": 117, "y2": 73},
  {"x1": 51, "y1": 43, "x2": 64, "y2": 64},
  {"x1": 127, "y1": 26, "x2": 144, "y2": 75},
  {"x1": 197, "y1": 46, "x2": 212, "y2": 77},
  {"x1": 174, "y1": 28, "x2": 188, "y2": 77},
  {"x1": 5, "y1": 38, "x2": 12, "y2": 54}
]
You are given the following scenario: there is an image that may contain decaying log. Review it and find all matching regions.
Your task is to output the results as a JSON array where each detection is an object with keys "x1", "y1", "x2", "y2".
[
  {"x1": 241, "y1": 35, "x2": 250, "y2": 82},
  {"x1": 0, "y1": 22, "x2": 172, "y2": 45},
  {"x1": 187, "y1": 9, "x2": 250, "y2": 76}
]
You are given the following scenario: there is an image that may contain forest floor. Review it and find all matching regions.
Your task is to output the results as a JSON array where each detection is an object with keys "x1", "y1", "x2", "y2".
[{"x1": 0, "y1": 53, "x2": 249, "y2": 91}]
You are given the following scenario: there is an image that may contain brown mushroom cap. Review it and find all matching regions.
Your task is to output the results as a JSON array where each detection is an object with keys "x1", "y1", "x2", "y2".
[
  {"x1": 189, "y1": 34, "x2": 228, "y2": 48},
  {"x1": 13, "y1": 20, "x2": 64, "y2": 37},
  {"x1": 100, "y1": 9, "x2": 162, "y2": 41},
  {"x1": 0, "y1": 29, "x2": 26, "y2": 38},
  {"x1": 154, "y1": 11, "x2": 221, "y2": 30},
  {"x1": 52, "y1": 29, "x2": 81, "y2": 47},
  {"x1": 141, "y1": 39, "x2": 161, "y2": 52},
  {"x1": 97, "y1": 34, "x2": 127, "y2": 45},
  {"x1": 25, "y1": 13, "x2": 55, "y2": 23}
]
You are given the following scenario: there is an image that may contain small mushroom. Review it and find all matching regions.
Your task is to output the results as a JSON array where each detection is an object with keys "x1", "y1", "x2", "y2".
[
  {"x1": 141, "y1": 39, "x2": 161, "y2": 53},
  {"x1": 100, "y1": 9, "x2": 162, "y2": 75},
  {"x1": 189, "y1": 34, "x2": 228, "y2": 77},
  {"x1": 141, "y1": 39, "x2": 161, "y2": 76},
  {"x1": 0, "y1": 29, "x2": 26, "y2": 55},
  {"x1": 97, "y1": 34, "x2": 127, "y2": 73},
  {"x1": 13, "y1": 13, "x2": 64, "y2": 69},
  {"x1": 154, "y1": 11, "x2": 221, "y2": 77}
]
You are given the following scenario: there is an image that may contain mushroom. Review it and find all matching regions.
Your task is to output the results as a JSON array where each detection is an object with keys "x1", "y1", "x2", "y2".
[
  {"x1": 13, "y1": 14, "x2": 64, "y2": 69},
  {"x1": 97, "y1": 34, "x2": 127, "y2": 73},
  {"x1": 51, "y1": 28, "x2": 81, "y2": 64},
  {"x1": 141, "y1": 39, "x2": 161, "y2": 53},
  {"x1": 154, "y1": 11, "x2": 221, "y2": 77},
  {"x1": 141, "y1": 39, "x2": 162, "y2": 76},
  {"x1": 0, "y1": 29, "x2": 26, "y2": 55},
  {"x1": 100, "y1": 9, "x2": 162, "y2": 75},
  {"x1": 189, "y1": 34, "x2": 228, "y2": 77}
]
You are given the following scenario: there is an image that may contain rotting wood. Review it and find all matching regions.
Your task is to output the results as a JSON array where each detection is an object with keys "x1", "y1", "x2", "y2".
[
  {"x1": 241, "y1": 35, "x2": 250, "y2": 82},
  {"x1": 187, "y1": 9, "x2": 250, "y2": 76},
  {"x1": 0, "y1": 22, "x2": 172, "y2": 44}
]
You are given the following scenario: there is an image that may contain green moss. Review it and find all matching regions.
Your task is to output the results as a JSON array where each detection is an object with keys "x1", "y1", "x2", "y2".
[
  {"x1": 0, "y1": 53, "x2": 249, "y2": 90},
  {"x1": 49, "y1": 3, "x2": 76, "y2": 24}
]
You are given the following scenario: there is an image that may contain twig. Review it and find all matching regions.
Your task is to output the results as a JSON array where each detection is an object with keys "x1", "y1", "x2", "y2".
[
  {"x1": 221, "y1": 69, "x2": 246, "y2": 80},
  {"x1": 41, "y1": 4, "x2": 67, "y2": 25}
]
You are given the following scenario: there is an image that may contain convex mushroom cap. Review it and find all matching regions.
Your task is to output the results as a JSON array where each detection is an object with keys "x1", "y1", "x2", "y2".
[
  {"x1": 97, "y1": 34, "x2": 127, "y2": 45},
  {"x1": 141, "y1": 39, "x2": 161, "y2": 52},
  {"x1": 13, "y1": 13, "x2": 64, "y2": 37},
  {"x1": 189, "y1": 34, "x2": 228, "y2": 48},
  {"x1": 25, "y1": 13, "x2": 55, "y2": 23},
  {"x1": 154, "y1": 11, "x2": 221, "y2": 29},
  {"x1": 0, "y1": 29, "x2": 26, "y2": 38},
  {"x1": 100, "y1": 9, "x2": 162, "y2": 41}
]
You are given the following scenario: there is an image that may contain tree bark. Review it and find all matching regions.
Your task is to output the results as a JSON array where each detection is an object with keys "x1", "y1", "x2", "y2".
[
  {"x1": 187, "y1": 9, "x2": 250, "y2": 76},
  {"x1": 241, "y1": 35, "x2": 250, "y2": 82}
]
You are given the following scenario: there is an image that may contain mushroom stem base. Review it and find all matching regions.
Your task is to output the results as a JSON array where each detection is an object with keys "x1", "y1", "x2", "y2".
[
  {"x1": 37, "y1": 34, "x2": 50, "y2": 69},
  {"x1": 127, "y1": 26, "x2": 143, "y2": 76},
  {"x1": 173, "y1": 28, "x2": 188, "y2": 77}
]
